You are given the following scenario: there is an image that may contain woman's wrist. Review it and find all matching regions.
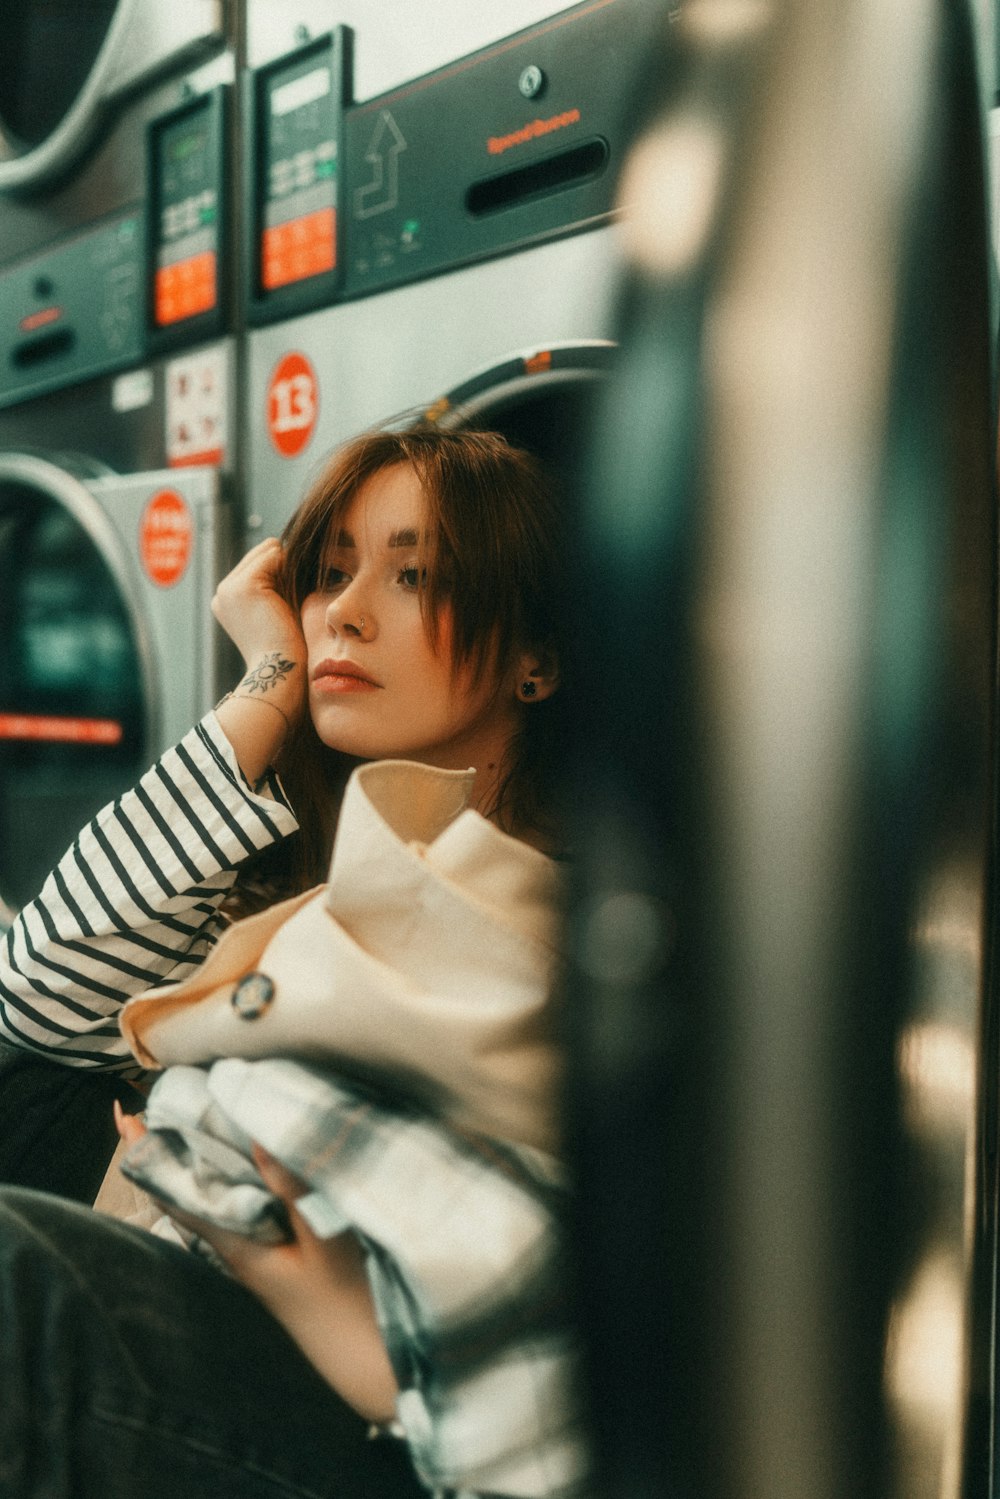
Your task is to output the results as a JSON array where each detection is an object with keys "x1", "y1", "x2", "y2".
[
  {"x1": 215, "y1": 651, "x2": 304, "y2": 784},
  {"x1": 217, "y1": 692, "x2": 292, "y2": 730},
  {"x1": 233, "y1": 650, "x2": 304, "y2": 719}
]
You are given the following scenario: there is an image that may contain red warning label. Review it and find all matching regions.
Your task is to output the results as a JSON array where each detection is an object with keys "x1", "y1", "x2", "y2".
[
  {"x1": 140, "y1": 489, "x2": 193, "y2": 587},
  {"x1": 267, "y1": 351, "x2": 319, "y2": 458}
]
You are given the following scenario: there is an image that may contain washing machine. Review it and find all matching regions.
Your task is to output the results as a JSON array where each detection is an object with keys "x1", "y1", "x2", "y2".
[
  {"x1": 0, "y1": 2, "x2": 242, "y2": 921},
  {"x1": 241, "y1": 0, "x2": 665, "y2": 543}
]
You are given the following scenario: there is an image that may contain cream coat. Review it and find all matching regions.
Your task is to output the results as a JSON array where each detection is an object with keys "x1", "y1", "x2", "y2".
[{"x1": 120, "y1": 759, "x2": 565, "y2": 1154}]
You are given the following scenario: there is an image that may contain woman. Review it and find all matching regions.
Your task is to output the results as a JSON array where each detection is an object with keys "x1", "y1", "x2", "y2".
[{"x1": 0, "y1": 426, "x2": 582, "y2": 1499}]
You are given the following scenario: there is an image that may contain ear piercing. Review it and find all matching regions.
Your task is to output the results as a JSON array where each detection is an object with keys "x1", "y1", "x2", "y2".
[{"x1": 520, "y1": 680, "x2": 537, "y2": 698}]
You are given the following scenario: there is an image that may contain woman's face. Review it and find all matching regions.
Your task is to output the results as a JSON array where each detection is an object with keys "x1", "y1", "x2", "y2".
[{"x1": 300, "y1": 462, "x2": 521, "y2": 770}]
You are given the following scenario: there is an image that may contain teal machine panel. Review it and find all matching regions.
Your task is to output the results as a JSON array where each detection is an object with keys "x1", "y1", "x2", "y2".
[{"x1": 0, "y1": 212, "x2": 144, "y2": 409}]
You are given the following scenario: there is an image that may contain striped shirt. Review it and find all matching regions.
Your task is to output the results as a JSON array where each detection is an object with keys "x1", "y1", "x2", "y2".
[
  {"x1": 0, "y1": 715, "x2": 299, "y2": 1071},
  {"x1": 1, "y1": 717, "x2": 590, "y2": 1496}
]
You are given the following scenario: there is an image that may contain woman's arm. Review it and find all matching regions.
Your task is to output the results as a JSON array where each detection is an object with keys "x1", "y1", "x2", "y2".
[
  {"x1": 211, "y1": 536, "x2": 308, "y2": 786},
  {"x1": 0, "y1": 538, "x2": 310, "y2": 1072},
  {"x1": 0, "y1": 714, "x2": 300, "y2": 1069}
]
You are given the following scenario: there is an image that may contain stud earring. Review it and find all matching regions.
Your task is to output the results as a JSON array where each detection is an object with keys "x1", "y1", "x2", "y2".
[{"x1": 520, "y1": 679, "x2": 537, "y2": 699}]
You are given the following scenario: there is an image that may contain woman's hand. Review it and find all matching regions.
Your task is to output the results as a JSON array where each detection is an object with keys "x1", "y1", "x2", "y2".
[
  {"x1": 114, "y1": 1107, "x2": 398, "y2": 1423},
  {"x1": 211, "y1": 539, "x2": 309, "y2": 780},
  {"x1": 212, "y1": 537, "x2": 305, "y2": 674}
]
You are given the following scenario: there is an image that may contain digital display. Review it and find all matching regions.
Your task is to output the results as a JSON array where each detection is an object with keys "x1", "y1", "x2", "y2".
[
  {"x1": 150, "y1": 96, "x2": 222, "y2": 329},
  {"x1": 261, "y1": 54, "x2": 337, "y2": 291},
  {"x1": 166, "y1": 127, "x2": 208, "y2": 165},
  {"x1": 271, "y1": 66, "x2": 331, "y2": 118}
]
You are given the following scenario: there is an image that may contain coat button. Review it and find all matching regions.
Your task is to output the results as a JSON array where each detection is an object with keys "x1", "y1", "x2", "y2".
[{"x1": 231, "y1": 972, "x2": 274, "y2": 1020}]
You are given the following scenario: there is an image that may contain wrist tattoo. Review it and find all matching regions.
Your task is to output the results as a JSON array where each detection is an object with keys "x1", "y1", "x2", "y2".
[{"x1": 241, "y1": 652, "x2": 297, "y2": 695}]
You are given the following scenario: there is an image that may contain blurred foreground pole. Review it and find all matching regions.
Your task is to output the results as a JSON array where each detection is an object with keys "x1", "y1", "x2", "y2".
[{"x1": 563, "y1": 3, "x2": 997, "y2": 1499}]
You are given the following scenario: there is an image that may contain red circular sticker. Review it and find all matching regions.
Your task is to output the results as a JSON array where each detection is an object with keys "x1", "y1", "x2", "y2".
[
  {"x1": 267, "y1": 351, "x2": 319, "y2": 458},
  {"x1": 140, "y1": 489, "x2": 193, "y2": 588}
]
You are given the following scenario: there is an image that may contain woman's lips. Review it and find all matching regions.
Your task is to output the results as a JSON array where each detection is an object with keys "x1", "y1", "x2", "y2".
[{"x1": 311, "y1": 659, "x2": 380, "y2": 693}]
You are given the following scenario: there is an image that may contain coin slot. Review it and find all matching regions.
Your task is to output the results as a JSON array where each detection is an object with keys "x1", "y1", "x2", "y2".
[
  {"x1": 11, "y1": 329, "x2": 76, "y2": 367},
  {"x1": 466, "y1": 138, "x2": 609, "y2": 218}
]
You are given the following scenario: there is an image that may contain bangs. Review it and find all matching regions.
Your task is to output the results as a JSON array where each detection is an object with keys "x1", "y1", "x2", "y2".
[{"x1": 280, "y1": 425, "x2": 560, "y2": 684}]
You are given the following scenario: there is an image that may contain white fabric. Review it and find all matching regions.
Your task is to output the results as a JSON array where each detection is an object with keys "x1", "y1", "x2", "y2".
[
  {"x1": 120, "y1": 1057, "x2": 588, "y2": 1499},
  {"x1": 121, "y1": 760, "x2": 564, "y2": 1153}
]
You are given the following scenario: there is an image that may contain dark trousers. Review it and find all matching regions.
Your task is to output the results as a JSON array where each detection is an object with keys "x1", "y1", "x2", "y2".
[
  {"x1": 0, "y1": 1186, "x2": 426, "y2": 1499},
  {"x1": 0, "y1": 1048, "x2": 145, "y2": 1204}
]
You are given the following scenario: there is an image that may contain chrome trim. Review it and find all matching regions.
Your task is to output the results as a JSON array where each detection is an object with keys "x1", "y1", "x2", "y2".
[
  {"x1": 0, "y1": 0, "x2": 224, "y2": 194},
  {"x1": 434, "y1": 338, "x2": 617, "y2": 425},
  {"x1": 0, "y1": 451, "x2": 159, "y2": 756}
]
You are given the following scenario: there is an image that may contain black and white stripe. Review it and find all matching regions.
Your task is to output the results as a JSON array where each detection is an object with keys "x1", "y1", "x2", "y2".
[{"x1": 0, "y1": 716, "x2": 299, "y2": 1070}]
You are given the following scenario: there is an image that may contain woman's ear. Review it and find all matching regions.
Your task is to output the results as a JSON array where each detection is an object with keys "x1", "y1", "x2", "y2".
[{"x1": 515, "y1": 644, "x2": 559, "y2": 703}]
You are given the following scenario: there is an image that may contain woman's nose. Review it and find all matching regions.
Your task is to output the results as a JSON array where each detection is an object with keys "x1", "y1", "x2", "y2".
[{"x1": 325, "y1": 586, "x2": 371, "y2": 639}]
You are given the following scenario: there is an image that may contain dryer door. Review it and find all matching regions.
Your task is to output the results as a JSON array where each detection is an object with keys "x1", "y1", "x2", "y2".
[
  {"x1": 0, "y1": 457, "x2": 148, "y2": 921},
  {"x1": 0, "y1": 0, "x2": 223, "y2": 193},
  {"x1": 431, "y1": 340, "x2": 616, "y2": 476},
  {"x1": 0, "y1": 457, "x2": 223, "y2": 923}
]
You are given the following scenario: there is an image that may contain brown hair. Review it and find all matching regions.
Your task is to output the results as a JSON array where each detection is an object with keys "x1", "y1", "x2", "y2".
[{"x1": 229, "y1": 423, "x2": 564, "y2": 914}]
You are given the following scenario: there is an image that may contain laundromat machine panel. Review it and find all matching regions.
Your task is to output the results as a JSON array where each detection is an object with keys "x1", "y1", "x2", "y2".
[
  {"x1": 244, "y1": 28, "x2": 353, "y2": 326},
  {"x1": 0, "y1": 212, "x2": 146, "y2": 410},
  {"x1": 0, "y1": 2, "x2": 239, "y2": 921},
  {"x1": 243, "y1": 0, "x2": 661, "y2": 542},
  {"x1": 244, "y1": 0, "x2": 647, "y2": 325},
  {"x1": 340, "y1": 0, "x2": 636, "y2": 298},
  {"x1": 0, "y1": 84, "x2": 230, "y2": 410},
  {"x1": 0, "y1": 0, "x2": 221, "y2": 206},
  {"x1": 145, "y1": 86, "x2": 230, "y2": 355}
]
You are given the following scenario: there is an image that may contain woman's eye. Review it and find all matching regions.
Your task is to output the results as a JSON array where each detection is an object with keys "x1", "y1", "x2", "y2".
[
  {"x1": 397, "y1": 565, "x2": 426, "y2": 590},
  {"x1": 317, "y1": 567, "x2": 350, "y2": 592}
]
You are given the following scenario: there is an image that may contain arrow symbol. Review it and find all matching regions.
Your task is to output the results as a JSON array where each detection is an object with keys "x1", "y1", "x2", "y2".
[{"x1": 354, "y1": 110, "x2": 407, "y2": 220}]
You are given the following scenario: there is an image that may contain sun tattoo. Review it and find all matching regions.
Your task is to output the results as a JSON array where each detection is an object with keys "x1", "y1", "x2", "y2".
[{"x1": 241, "y1": 653, "x2": 297, "y2": 694}]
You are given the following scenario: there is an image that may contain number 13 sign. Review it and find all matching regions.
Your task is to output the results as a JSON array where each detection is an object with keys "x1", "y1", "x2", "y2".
[{"x1": 267, "y1": 351, "x2": 319, "y2": 458}]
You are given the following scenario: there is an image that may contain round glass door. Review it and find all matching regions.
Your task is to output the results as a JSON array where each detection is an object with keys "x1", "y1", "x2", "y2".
[
  {"x1": 434, "y1": 341, "x2": 614, "y2": 476},
  {"x1": 0, "y1": 0, "x2": 120, "y2": 150},
  {"x1": 0, "y1": 474, "x2": 147, "y2": 918}
]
